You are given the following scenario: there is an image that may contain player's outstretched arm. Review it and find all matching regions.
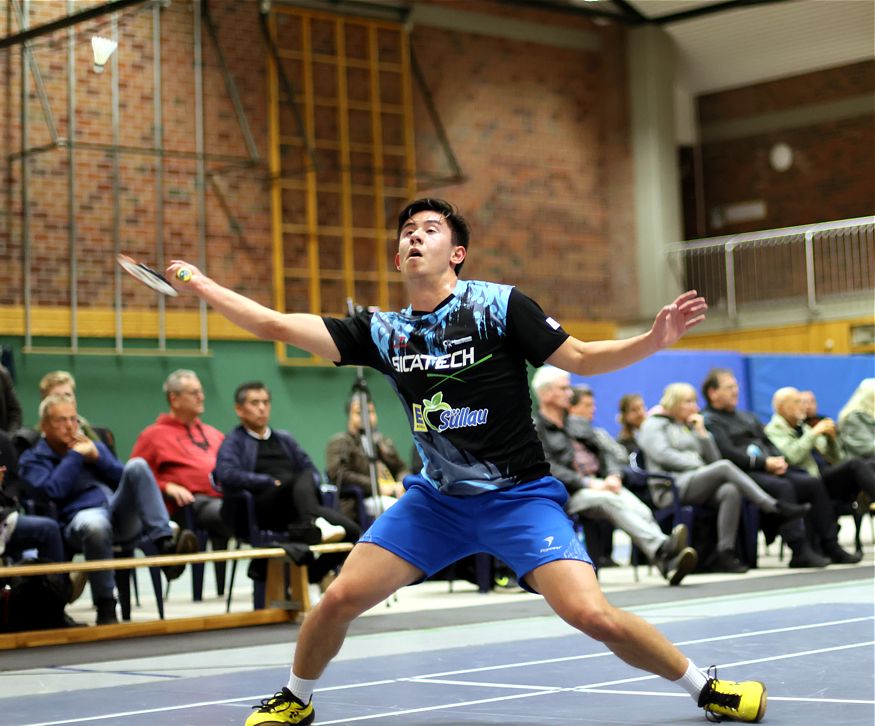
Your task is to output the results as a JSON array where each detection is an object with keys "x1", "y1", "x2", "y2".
[
  {"x1": 166, "y1": 260, "x2": 341, "y2": 362},
  {"x1": 547, "y1": 290, "x2": 707, "y2": 376}
]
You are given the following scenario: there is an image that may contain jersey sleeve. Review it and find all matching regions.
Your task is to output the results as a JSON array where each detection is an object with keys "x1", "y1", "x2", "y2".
[
  {"x1": 506, "y1": 288, "x2": 570, "y2": 367},
  {"x1": 322, "y1": 310, "x2": 386, "y2": 370}
]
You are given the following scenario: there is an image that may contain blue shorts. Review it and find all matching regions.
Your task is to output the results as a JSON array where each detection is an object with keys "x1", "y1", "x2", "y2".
[{"x1": 359, "y1": 475, "x2": 592, "y2": 593}]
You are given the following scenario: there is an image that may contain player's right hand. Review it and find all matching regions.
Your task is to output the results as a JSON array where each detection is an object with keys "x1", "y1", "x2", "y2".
[{"x1": 166, "y1": 260, "x2": 203, "y2": 293}]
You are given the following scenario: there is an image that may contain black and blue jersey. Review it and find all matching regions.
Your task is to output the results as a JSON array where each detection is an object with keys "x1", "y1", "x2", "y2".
[{"x1": 324, "y1": 279, "x2": 569, "y2": 496}]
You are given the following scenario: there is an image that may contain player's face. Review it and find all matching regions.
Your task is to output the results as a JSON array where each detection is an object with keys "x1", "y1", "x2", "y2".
[
  {"x1": 236, "y1": 389, "x2": 271, "y2": 432},
  {"x1": 395, "y1": 211, "x2": 465, "y2": 278},
  {"x1": 42, "y1": 401, "x2": 80, "y2": 449}
]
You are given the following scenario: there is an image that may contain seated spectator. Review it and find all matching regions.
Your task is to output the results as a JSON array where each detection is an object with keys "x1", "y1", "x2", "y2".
[
  {"x1": 0, "y1": 363, "x2": 22, "y2": 435},
  {"x1": 18, "y1": 395, "x2": 197, "y2": 624},
  {"x1": 838, "y1": 379, "x2": 875, "y2": 464},
  {"x1": 38, "y1": 371, "x2": 114, "y2": 452},
  {"x1": 214, "y1": 381, "x2": 359, "y2": 544},
  {"x1": 532, "y1": 367, "x2": 697, "y2": 586},
  {"x1": 326, "y1": 393, "x2": 408, "y2": 524},
  {"x1": 131, "y1": 370, "x2": 232, "y2": 547},
  {"x1": 765, "y1": 386, "x2": 875, "y2": 506},
  {"x1": 639, "y1": 383, "x2": 811, "y2": 573},
  {"x1": 0, "y1": 430, "x2": 62, "y2": 564},
  {"x1": 799, "y1": 390, "x2": 824, "y2": 428},
  {"x1": 568, "y1": 383, "x2": 628, "y2": 566},
  {"x1": 702, "y1": 369, "x2": 859, "y2": 566},
  {"x1": 617, "y1": 393, "x2": 647, "y2": 457},
  {"x1": 0, "y1": 436, "x2": 86, "y2": 627}
]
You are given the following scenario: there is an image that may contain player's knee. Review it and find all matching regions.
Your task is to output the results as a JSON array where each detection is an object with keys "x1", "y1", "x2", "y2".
[
  {"x1": 568, "y1": 601, "x2": 623, "y2": 642},
  {"x1": 315, "y1": 579, "x2": 371, "y2": 622}
]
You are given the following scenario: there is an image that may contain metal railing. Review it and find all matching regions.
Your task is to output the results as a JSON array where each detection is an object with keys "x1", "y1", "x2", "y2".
[{"x1": 666, "y1": 216, "x2": 875, "y2": 319}]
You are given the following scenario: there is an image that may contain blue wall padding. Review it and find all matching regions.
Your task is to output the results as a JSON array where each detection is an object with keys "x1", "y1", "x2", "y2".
[
  {"x1": 570, "y1": 350, "x2": 748, "y2": 437},
  {"x1": 747, "y1": 354, "x2": 875, "y2": 423}
]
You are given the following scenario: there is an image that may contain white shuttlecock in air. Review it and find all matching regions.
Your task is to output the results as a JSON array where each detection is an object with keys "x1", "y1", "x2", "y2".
[{"x1": 91, "y1": 36, "x2": 118, "y2": 74}]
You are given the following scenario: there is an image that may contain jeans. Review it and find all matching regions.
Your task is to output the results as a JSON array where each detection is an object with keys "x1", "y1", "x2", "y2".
[
  {"x1": 7, "y1": 514, "x2": 65, "y2": 562},
  {"x1": 64, "y1": 458, "x2": 172, "y2": 603}
]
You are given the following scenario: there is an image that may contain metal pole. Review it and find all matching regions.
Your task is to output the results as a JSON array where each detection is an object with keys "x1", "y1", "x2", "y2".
[
  {"x1": 67, "y1": 0, "x2": 78, "y2": 352},
  {"x1": 194, "y1": 0, "x2": 208, "y2": 353},
  {"x1": 153, "y1": 0, "x2": 166, "y2": 350},
  {"x1": 804, "y1": 229, "x2": 817, "y2": 311},
  {"x1": 202, "y1": 0, "x2": 259, "y2": 162},
  {"x1": 21, "y1": 0, "x2": 32, "y2": 350},
  {"x1": 725, "y1": 240, "x2": 737, "y2": 320},
  {"x1": 112, "y1": 13, "x2": 123, "y2": 353},
  {"x1": 11, "y1": 0, "x2": 59, "y2": 145}
]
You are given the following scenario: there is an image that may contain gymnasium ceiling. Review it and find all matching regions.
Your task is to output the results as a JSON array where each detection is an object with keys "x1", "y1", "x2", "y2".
[
  {"x1": 2, "y1": 0, "x2": 873, "y2": 95},
  {"x1": 496, "y1": 0, "x2": 875, "y2": 94}
]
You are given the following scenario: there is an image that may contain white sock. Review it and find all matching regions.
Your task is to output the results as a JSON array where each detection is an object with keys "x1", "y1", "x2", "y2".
[
  {"x1": 675, "y1": 659, "x2": 709, "y2": 700},
  {"x1": 287, "y1": 672, "x2": 317, "y2": 704}
]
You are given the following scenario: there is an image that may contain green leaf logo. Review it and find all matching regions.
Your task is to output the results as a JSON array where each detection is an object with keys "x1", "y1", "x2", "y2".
[{"x1": 422, "y1": 392, "x2": 452, "y2": 430}]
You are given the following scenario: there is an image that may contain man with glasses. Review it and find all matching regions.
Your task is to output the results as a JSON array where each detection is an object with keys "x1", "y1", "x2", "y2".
[
  {"x1": 19, "y1": 394, "x2": 197, "y2": 624},
  {"x1": 132, "y1": 370, "x2": 232, "y2": 545}
]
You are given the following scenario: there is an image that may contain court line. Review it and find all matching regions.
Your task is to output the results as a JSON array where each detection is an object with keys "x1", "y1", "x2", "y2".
[
  {"x1": 570, "y1": 689, "x2": 874, "y2": 705},
  {"x1": 410, "y1": 615, "x2": 872, "y2": 679},
  {"x1": 18, "y1": 617, "x2": 872, "y2": 725}
]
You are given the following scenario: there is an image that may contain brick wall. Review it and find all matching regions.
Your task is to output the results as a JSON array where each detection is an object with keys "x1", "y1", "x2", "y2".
[
  {"x1": 1, "y1": 0, "x2": 634, "y2": 327},
  {"x1": 696, "y1": 60, "x2": 874, "y2": 237}
]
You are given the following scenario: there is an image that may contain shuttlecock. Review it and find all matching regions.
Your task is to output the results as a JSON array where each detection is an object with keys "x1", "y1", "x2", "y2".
[{"x1": 91, "y1": 36, "x2": 118, "y2": 74}]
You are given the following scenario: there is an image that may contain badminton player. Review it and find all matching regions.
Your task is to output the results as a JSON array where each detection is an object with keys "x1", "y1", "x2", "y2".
[{"x1": 167, "y1": 198, "x2": 767, "y2": 724}]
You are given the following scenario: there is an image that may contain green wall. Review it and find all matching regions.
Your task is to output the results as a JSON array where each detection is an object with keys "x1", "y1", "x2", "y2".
[{"x1": 1, "y1": 337, "x2": 413, "y2": 473}]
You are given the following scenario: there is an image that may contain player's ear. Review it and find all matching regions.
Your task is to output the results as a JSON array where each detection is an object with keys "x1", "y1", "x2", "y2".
[
  {"x1": 394, "y1": 251, "x2": 401, "y2": 271},
  {"x1": 451, "y1": 245, "x2": 466, "y2": 266}
]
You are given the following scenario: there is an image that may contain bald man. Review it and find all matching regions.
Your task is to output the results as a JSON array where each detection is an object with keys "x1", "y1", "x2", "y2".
[{"x1": 766, "y1": 387, "x2": 873, "y2": 559}]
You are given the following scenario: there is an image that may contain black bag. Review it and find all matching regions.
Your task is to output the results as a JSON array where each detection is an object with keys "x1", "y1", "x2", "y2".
[{"x1": 0, "y1": 559, "x2": 72, "y2": 632}]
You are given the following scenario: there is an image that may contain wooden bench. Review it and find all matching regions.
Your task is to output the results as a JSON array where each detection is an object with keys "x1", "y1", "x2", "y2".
[{"x1": 0, "y1": 542, "x2": 354, "y2": 650}]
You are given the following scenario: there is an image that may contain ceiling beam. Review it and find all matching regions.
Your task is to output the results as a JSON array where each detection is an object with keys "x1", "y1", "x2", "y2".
[
  {"x1": 0, "y1": 0, "x2": 151, "y2": 51},
  {"x1": 652, "y1": 0, "x2": 794, "y2": 26}
]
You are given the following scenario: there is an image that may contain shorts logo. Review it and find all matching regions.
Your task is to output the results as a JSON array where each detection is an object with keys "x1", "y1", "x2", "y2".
[
  {"x1": 539, "y1": 534, "x2": 561, "y2": 554},
  {"x1": 412, "y1": 391, "x2": 489, "y2": 433}
]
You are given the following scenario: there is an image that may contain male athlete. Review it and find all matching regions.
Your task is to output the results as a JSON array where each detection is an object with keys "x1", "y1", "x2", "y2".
[{"x1": 168, "y1": 198, "x2": 767, "y2": 724}]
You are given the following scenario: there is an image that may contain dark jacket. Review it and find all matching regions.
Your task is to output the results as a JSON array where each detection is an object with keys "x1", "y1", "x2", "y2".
[
  {"x1": 325, "y1": 430, "x2": 407, "y2": 496},
  {"x1": 213, "y1": 425, "x2": 316, "y2": 494},
  {"x1": 18, "y1": 438, "x2": 123, "y2": 524},
  {"x1": 533, "y1": 410, "x2": 623, "y2": 495},
  {"x1": 0, "y1": 365, "x2": 22, "y2": 434},
  {"x1": 702, "y1": 405, "x2": 781, "y2": 472}
]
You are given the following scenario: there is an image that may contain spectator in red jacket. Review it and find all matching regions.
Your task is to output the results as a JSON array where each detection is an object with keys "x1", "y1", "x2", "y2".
[{"x1": 131, "y1": 370, "x2": 231, "y2": 545}]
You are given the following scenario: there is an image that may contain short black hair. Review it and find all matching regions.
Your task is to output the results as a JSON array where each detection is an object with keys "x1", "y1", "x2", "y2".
[
  {"x1": 701, "y1": 368, "x2": 733, "y2": 405},
  {"x1": 234, "y1": 381, "x2": 270, "y2": 405},
  {"x1": 397, "y1": 198, "x2": 470, "y2": 275}
]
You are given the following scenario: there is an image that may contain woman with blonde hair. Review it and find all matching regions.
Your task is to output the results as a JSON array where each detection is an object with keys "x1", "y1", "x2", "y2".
[
  {"x1": 638, "y1": 382, "x2": 815, "y2": 572},
  {"x1": 838, "y1": 378, "x2": 875, "y2": 461}
]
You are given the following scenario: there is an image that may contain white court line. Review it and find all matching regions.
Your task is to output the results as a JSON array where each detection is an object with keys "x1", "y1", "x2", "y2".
[
  {"x1": 18, "y1": 617, "x2": 873, "y2": 726},
  {"x1": 571, "y1": 689, "x2": 874, "y2": 705},
  {"x1": 411, "y1": 615, "x2": 872, "y2": 679}
]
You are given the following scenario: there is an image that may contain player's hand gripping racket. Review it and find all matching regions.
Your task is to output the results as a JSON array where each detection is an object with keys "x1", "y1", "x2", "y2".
[{"x1": 116, "y1": 254, "x2": 191, "y2": 296}]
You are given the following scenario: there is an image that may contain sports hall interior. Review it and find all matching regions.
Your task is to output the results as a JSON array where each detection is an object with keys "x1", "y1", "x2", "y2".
[{"x1": 0, "y1": 1, "x2": 872, "y2": 724}]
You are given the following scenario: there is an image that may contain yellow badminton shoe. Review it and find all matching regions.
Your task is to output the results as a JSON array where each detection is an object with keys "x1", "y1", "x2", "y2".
[
  {"x1": 244, "y1": 688, "x2": 314, "y2": 725},
  {"x1": 698, "y1": 671, "x2": 767, "y2": 722}
]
